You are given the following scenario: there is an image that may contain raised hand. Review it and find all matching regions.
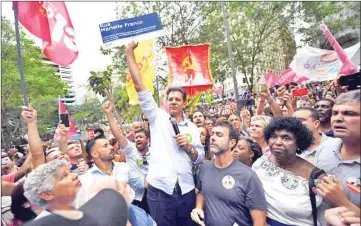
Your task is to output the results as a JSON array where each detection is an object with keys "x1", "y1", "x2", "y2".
[
  {"x1": 59, "y1": 121, "x2": 69, "y2": 137},
  {"x1": 103, "y1": 101, "x2": 113, "y2": 114},
  {"x1": 21, "y1": 106, "x2": 38, "y2": 124},
  {"x1": 125, "y1": 40, "x2": 138, "y2": 54}
]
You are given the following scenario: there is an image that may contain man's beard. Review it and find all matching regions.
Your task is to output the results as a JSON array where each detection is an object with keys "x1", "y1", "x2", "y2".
[{"x1": 210, "y1": 145, "x2": 226, "y2": 156}]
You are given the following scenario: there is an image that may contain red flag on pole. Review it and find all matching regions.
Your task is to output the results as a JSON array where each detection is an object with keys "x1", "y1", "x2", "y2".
[
  {"x1": 53, "y1": 98, "x2": 78, "y2": 142},
  {"x1": 13, "y1": 1, "x2": 78, "y2": 66}
]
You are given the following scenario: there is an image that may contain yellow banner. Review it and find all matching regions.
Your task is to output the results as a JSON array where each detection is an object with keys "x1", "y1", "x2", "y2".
[{"x1": 126, "y1": 39, "x2": 156, "y2": 105}]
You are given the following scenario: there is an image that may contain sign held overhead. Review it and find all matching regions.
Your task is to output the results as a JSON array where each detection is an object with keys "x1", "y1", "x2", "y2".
[{"x1": 99, "y1": 12, "x2": 164, "y2": 48}]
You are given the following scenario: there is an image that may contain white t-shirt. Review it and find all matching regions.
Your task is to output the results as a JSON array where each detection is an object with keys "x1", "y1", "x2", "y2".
[{"x1": 252, "y1": 153, "x2": 322, "y2": 226}]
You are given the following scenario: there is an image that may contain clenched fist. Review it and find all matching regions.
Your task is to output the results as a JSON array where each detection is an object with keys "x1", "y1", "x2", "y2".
[
  {"x1": 21, "y1": 106, "x2": 37, "y2": 124},
  {"x1": 103, "y1": 101, "x2": 113, "y2": 114},
  {"x1": 125, "y1": 40, "x2": 138, "y2": 54}
]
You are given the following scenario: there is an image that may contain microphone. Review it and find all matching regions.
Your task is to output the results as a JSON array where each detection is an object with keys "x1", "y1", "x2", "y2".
[{"x1": 170, "y1": 117, "x2": 180, "y2": 135}]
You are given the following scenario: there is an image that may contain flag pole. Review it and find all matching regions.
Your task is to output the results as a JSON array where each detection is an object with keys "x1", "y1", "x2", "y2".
[
  {"x1": 221, "y1": 1, "x2": 240, "y2": 114},
  {"x1": 13, "y1": 3, "x2": 29, "y2": 106}
]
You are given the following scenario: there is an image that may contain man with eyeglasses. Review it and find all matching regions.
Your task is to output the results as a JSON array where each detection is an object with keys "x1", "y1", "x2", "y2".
[{"x1": 103, "y1": 101, "x2": 151, "y2": 213}]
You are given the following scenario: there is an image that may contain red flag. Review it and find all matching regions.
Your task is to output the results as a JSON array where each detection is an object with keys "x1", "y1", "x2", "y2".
[
  {"x1": 166, "y1": 44, "x2": 213, "y2": 98},
  {"x1": 53, "y1": 99, "x2": 78, "y2": 142},
  {"x1": 276, "y1": 68, "x2": 309, "y2": 86},
  {"x1": 13, "y1": 2, "x2": 78, "y2": 66},
  {"x1": 213, "y1": 85, "x2": 223, "y2": 95},
  {"x1": 265, "y1": 72, "x2": 277, "y2": 88},
  {"x1": 320, "y1": 24, "x2": 358, "y2": 75}
]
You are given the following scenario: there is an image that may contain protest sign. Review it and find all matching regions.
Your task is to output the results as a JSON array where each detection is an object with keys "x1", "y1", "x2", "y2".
[
  {"x1": 289, "y1": 42, "x2": 360, "y2": 82},
  {"x1": 126, "y1": 39, "x2": 156, "y2": 105},
  {"x1": 99, "y1": 12, "x2": 164, "y2": 48}
]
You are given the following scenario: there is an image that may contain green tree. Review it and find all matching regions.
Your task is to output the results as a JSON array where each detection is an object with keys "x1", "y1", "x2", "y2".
[
  {"x1": 198, "y1": 2, "x2": 360, "y2": 91},
  {"x1": 67, "y1": 97, "x2": 105, "y2": 131},
  {"x1": 1, "y1": 17, "x2": 68, "y2": 149}
]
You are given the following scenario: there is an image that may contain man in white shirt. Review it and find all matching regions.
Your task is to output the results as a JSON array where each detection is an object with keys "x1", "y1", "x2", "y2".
[
  {"x1": 293, "y1": 107, "x2": 331, "y2": 165},
  {"x1": 125, "y1": 41, "x2": 205, "y2": 226},
  {"x1": 80, "y1": 135, "x2": 144, "y2": 198},
  {"x1": 103, "y1": 100, "x2": 151, "y2": 213}
]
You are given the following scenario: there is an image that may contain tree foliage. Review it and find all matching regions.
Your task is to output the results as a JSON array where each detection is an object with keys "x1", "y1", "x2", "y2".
[
  {"x1": 1, "y1": 17, "x2": 68, "y2": 149},
  {"x1": 197, "y1": 2, "x2": 360, "y2": 91},
  {"x1": 67, "y1": 97, "x2": 105, "y2": 131}
]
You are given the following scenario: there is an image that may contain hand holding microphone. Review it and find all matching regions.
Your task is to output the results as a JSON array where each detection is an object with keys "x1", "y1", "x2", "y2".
[{"x1": 170, "y1": 117, "x2": 192, "y2": 152}]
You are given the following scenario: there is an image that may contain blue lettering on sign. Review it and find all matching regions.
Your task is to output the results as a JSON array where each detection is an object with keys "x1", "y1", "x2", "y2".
[{"x1": 99, "y1": 12, "x2": 162, "y2": 44}]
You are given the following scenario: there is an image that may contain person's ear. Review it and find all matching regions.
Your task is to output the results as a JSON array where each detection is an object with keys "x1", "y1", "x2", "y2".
[{"x1": 39, "y1": 191, "x2": 54, "y2": 202}]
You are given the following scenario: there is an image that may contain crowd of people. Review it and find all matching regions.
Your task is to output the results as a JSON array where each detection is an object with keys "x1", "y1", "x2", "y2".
[{"x1": 1, "y1": 41, "x2": 360, "y2": 226}]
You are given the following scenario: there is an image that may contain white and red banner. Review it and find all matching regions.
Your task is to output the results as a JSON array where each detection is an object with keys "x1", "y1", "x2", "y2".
[
  {"x1": 289, "y1": 44, "x2": 360, "y2": 82},
  {"x1": 53, "y1": 99, "x2": 78, "y2": 142},
  {"x1": 264, "y1": 68, "x2": 309, "y2": 87},
  {"x1": 14, "y1": 2, "x2": 78, "y2": 66}
]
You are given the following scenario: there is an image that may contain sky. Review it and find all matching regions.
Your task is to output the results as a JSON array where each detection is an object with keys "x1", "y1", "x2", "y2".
[
  {"x1": 1, "y1": 2, "x2": 118, "y2": 104},
  {"x1": 2, "y1": 2, "x2": 308, "y2": 104}
]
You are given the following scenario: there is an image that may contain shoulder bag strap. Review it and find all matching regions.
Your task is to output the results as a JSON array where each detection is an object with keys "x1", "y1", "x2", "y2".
[{"x1": 308, "y1": 167, "x2": 326, "y2": 226}]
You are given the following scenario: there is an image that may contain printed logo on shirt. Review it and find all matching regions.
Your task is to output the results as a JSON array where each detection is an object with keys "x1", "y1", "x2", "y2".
[
  {"x1": 222, "y1": 175, "x2": 235, "y2": 190},
  {"x1": 136, "y1": 159, "x2": 143, "y2": 165},
  {"x1": 185, "y1": 133, "x2": 192, "y2": 143},
  {"x1": 346, "y1": 176, "x2": 360, "y2": 194}
]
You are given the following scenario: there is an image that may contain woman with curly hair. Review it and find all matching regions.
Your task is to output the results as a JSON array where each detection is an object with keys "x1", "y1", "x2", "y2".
[
  {"x1": 252, "y1": 117, "x2": 329, "y2": 226},
  {"x1": 232, "y1": 138, "x2": 262, "y2": 167}
]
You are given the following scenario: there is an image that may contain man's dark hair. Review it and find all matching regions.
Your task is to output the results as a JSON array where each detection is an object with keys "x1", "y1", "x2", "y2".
[
  {"x1": 166, "y1": 87, "x2": 187, "y2": 102},
  {"x1": 315, "y1": 99, "x2": 334, "y2": 107},
  {"x1": 192, "y1": 111, "x2": 205, "y2": 121},
  {"x1": 86, "y1": 135, "x2": 106, "y2": 156},
  {"x1": 264, "y1": 117, "x2": 314, "y2": 154},
  {"x1": 227, "y1": 113, "x2": 240, "y2": 120},
  {"x1": 295, "y1": 107, "x2": 320, "y2": 121},
  {"x1": 134, "y1": 128, "x2": 150, "y2": 139},
  {"x1": 214, "y1": 121, "x2": 239, "y2": 150},
  {"x1": 264, "y1": 106, "x2": 274, "y2": 117},
  {"x1": 109, "y1": 138, "x2": 117, "y2": 146},
  {"x1": 94, "y1": 128, "x2": 105, "y2": 135}
]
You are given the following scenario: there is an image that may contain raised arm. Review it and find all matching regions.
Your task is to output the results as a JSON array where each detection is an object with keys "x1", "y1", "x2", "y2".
[
  {"x1": 21, "y1": 106, "x2": 45, "y2": 168},
  {"x1": 125, "y1": 41, "x2": 146, "y2": 92},
  {"x1": 58, "y1": 122, "x2": 69, "y2": 154},
  {"x1": 258, "y1": 88, "x2": 283, "y2": 117},
  {"x1": 103, "y1": 101, "x2": 128, "y2": 149}
]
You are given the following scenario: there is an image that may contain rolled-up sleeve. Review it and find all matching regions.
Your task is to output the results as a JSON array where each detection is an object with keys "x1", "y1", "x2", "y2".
[{"x1": 137, "y1": 90, "x2": 159, "y2": 123}]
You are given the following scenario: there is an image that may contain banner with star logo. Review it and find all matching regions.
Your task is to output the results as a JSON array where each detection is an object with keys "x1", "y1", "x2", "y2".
[{"x1": 165, "y1": 43, "x2": 213, "y2": 98}]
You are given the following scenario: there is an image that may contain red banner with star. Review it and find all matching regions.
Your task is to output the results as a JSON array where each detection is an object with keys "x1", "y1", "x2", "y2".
[{"x1": 166, "y1": 44, "x2": 213, "y2": 98}]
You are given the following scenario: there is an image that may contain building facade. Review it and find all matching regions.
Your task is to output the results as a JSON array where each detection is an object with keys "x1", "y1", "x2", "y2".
[
  {"x1": 43, "y1": 57, "x2": 76, "y2": 105},
  {"x1": 219, "y1": 24, "x2": 296, "y2": 99}
]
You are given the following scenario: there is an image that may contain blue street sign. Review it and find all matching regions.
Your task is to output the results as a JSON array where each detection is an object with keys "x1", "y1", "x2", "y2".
[
  {"x1": 99, "y1": 12, "x2": 164, "y2": 47},
  {"x1": 71, "y1": 134, "x2": 81, "y2": 140}
]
